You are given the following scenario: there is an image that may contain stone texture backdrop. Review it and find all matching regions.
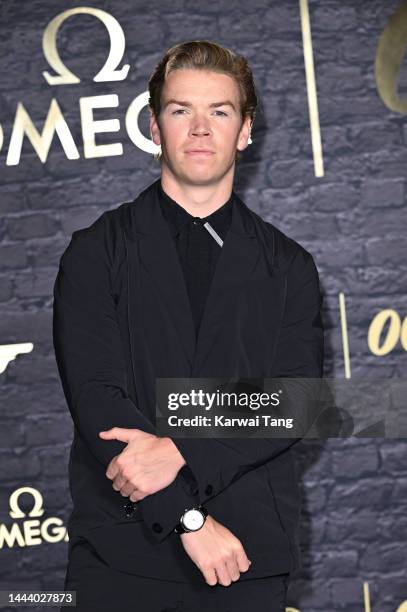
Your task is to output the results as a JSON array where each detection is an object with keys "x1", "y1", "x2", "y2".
[{"x1": 0, "y1": 1, "x2": 406, "y2": 610}]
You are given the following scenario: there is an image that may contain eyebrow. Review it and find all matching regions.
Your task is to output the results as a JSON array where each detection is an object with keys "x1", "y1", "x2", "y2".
[{"x1": 163, "y1": 99, "x2": 237, "y2": 112}]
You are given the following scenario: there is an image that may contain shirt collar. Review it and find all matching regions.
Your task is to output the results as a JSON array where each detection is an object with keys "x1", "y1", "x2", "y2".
[{"x1": 158, "y1": 179, "x2": 234, "y2": 238}]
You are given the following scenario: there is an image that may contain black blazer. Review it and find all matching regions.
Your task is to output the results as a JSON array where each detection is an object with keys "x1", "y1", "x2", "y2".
[{"x1": 53, "y1": 178, "x2": 324, "y2": 584}]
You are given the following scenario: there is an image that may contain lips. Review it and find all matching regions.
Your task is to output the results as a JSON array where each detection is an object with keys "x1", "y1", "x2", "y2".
[{"x1": 185, "y1": 150, "x2": 215, "y2": 155}]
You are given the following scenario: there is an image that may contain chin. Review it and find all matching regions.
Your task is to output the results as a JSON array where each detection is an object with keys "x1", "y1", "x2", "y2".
[{"x1": 187, "y1": 170, "x2": 225, "y2": 184}]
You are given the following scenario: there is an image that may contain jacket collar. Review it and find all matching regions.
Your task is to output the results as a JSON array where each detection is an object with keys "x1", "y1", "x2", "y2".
[
  {"x1": 157, "y1": 179, "x2": 234, "y2": 240},
  {"x1": 128, "y1": 178, "x2": 256, "y2": 240}
]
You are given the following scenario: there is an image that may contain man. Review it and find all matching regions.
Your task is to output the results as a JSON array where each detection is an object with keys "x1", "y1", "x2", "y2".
[{"x1": 54, "y1": 40, "x2": 324, "y2": 611}]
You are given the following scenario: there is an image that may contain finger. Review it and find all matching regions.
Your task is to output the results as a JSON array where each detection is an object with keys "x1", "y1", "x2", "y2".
[
  {"x1": 201, "y1": 567, "x2": 217, "y2": 587},
  {"x1": 99, "y1": 427, "x2": 121, "y2": 439},
  {"x1": 131, "y1": 491, "x2": 147, "y2": 501},
  {"x1": 112, "y1": 474, "x2": 127, "y2": 491},
  {"x1": 100, "y1": 427, "x2": 131, "y2": 443},
  {"x1": 235, "y1": 549, "x2": 252, "y2": 573},
  {"x1": 225, "y1": 556, "x2": 240, "y2": 582},
  {"x1": 105, "y1": 457, "x2": 119, "y2": 480},
  {"x1": 214, "y1": 562, "x2": 232, "y2": 587},
  {"x1": 129, "y1": 488, "x2": 141, "y2": 502},
  {"x1": 119, "y1": 481, "x2": 135, "y2": 497}
]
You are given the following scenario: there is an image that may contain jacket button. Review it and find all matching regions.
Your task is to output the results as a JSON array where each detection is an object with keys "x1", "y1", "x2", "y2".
[
  {"x1": 152, "y1": 522, "x2": 163, "y2": 533},
  {"x1": 205, "y1": 484, "x2": 213, "y2": 495}
]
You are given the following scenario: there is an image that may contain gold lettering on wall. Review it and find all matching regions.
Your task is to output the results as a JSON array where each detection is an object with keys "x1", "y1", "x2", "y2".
[
  {"x1": 7, "y1": 100, "x2": 79, "y2": 165},
  {"x1": 42, "y1": 7, "x2": 129, "y2": 85},
  {"x1": 1, "y1": 487, "x2": 68, "y2": 549},
  {"x1": 375, "y1": 1, "x2": 407, "y2": 112},
  {"x1": 368, "y1": 309, "x2": 407, "y2": 356},
  {"x1": 79, "y1": 94, "x2": 122, "y2": 158}
]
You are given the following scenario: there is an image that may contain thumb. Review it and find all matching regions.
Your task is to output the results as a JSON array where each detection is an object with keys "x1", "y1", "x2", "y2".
[{"x1": 99, "y1": 427, "x2": 133, "y2": 442}]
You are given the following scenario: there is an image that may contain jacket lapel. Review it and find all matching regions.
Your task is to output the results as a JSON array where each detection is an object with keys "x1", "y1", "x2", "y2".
[
  {"x1": 124, "y1": 180, "x2": 261, "y2": 376},
  {"x1": 137, "y1": 213, "x2": 196, "y2": 369}
]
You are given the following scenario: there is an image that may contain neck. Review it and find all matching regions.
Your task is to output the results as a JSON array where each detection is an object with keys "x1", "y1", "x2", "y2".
[{"x1": 160, "y1": 165, "x2": 235, "y2": 217}]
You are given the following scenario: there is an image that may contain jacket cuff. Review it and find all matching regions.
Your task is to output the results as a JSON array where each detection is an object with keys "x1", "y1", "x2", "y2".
[
  {"x1": 171, "y1": 438, "x2": 224, "y2": 503},
  {"x1": 138, "y1": 465, "x2": 200, "y2": 543}
]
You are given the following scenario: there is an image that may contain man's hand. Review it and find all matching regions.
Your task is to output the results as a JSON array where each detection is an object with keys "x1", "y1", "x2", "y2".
[
  {"x1": 180, "y1": 515, "x2": 252, "y2": 586},
  {"x1": 99, "y1": 428, "x2": 186, "y2": 501}
]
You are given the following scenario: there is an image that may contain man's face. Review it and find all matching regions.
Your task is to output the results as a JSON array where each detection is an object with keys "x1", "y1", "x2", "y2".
[{"x1": 150, "y1": 69, "x2": 251, "y2": 186}]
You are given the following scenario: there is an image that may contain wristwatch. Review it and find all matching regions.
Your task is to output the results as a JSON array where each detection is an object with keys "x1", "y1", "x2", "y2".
[{"x1": 174, "y1": 505, "x2": 208, "y2": 534}]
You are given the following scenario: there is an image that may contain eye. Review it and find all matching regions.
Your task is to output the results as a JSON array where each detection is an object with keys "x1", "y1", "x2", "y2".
[{"x1": 171, "y1": 109, "x2": 228, "y2": 116}]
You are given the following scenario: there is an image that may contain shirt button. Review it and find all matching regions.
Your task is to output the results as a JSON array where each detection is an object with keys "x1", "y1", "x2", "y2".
[
  {"x1": 152, "y1": 522, "x2": 163, "y2": 533},
  {"x1": 205, "y1": 484, "x2": 213, "y2": 495}
]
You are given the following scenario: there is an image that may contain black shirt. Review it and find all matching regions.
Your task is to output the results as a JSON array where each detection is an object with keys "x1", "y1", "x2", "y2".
[{"x1": 157, "y1": 180, "x2": 234, "y2": 338}]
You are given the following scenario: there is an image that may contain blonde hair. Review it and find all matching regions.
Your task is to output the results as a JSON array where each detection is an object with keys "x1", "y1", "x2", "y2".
[{"x1": 148, "y1": 40, "x2": 258, "y2": 162}]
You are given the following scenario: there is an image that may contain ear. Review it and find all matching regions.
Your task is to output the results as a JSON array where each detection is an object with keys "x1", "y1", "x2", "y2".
[
  {"x1": 237, "y1": 116, "x2": 253, "y2": 153},
  {"x1": 150, "y1": 113, "x2": 162, "y2": 147}
]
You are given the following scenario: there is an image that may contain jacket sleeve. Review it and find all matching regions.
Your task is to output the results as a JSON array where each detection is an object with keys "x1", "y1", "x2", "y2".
[
  {"x1": 171, "y1": 245, "x2": 325, "y2": 505},
  {"x1": 53, "y1": 221, "x2": 199, "y2": 543}
]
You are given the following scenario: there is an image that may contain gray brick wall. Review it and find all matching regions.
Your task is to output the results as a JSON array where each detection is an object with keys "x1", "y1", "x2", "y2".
[{"x1": 0, "y1": 1, "x2": 406, "y2": 610}]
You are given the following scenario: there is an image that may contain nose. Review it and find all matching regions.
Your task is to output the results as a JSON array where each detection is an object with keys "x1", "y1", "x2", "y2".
[{"x1": 189, "y1": 114, "x2": 211, "y2": 138}]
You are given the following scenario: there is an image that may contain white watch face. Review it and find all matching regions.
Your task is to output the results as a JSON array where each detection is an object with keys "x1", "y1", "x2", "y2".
[{"x1": 183, "y1": 509, "x2": 204, "y2": 531}]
